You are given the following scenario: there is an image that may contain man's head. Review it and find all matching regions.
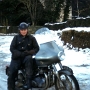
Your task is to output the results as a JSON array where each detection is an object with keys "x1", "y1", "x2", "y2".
[{"x1": 18, "y1": 22, "x2": 29, "y2": 36}]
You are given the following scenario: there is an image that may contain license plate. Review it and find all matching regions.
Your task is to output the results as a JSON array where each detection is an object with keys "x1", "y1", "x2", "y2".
[{"x1": 55, "y1": 63, "x2": 61, "y2": 71}]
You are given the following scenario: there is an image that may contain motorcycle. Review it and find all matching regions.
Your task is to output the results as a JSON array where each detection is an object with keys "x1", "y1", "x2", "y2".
[{"x1": 6, "y1": 28, "x2": 80, "y2": 90}]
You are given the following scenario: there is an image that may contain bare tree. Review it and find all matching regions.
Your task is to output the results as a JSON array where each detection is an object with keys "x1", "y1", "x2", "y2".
[
  {"x1": 73, "y1": 0, "x2": 90, "y2": 17},
  {"x1": 76, "y1": 0, "x2": 79, "y2": 17},
  {"x1": 19, "y1": 0, "x2": 38, "y2": 26}
]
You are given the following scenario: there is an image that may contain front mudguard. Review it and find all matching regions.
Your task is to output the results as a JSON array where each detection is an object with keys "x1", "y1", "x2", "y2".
[{"x1": 58, "y1": 66, "x2": 73, "y2": 75}]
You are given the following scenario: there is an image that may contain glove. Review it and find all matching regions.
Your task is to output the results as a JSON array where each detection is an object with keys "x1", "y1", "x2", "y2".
[
  {"x1": 20, "y1": 52, "x2": 28, "y2": 57},
  {"x1": 24, "y1": 50, "x2": 35, "y2": 55}
]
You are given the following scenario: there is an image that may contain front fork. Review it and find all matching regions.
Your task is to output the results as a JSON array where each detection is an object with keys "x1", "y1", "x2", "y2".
[
  {"x1": 52, "y1": 62, "x2": 63, "y2": 82},
  {"x1": 52, "y1": 62, "x2": 73, "y2": 83}
]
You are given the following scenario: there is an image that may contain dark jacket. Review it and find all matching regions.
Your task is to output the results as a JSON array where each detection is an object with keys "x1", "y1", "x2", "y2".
[{"x1": 10, "y1": 34, "x2": 39, "y2": 60}]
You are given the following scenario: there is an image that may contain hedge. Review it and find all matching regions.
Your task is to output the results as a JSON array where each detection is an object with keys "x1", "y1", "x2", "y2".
[{"x1": 61, "y1": 29, "x2": 90, "y2": 49}]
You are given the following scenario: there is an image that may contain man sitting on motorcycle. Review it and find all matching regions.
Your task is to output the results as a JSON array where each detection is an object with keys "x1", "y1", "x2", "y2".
[{"x1": 7, "y1": 22, "x2": 39, "y2": 90}]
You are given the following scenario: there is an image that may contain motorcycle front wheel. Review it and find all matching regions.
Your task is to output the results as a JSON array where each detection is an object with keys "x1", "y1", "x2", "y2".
[{"x1": 55, "y1": 73, "x2": 80, "y2": 90}]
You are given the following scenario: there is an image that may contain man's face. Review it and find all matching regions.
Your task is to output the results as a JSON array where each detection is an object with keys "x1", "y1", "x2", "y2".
[{"x1": 20, "y1": 29, "x2": 28, "y2": 36}]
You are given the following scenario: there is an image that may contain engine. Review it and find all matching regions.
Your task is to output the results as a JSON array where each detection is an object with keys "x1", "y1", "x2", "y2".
[
  {"x1": 32, "y1": 75, "x2": 46, "y2": 88},
  {"x1": 16, "y1": 68, "x2": 48, "y2": 89}
]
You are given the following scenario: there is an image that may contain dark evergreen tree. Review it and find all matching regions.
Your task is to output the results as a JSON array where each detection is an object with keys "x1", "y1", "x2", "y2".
[
  {"x1": 44, "y1": 0, "x2": 63, "y2": 23},
  {"x1": 0, "y1": 0, "x2": 20, "y2": 25},
  {"x1": 63, "y1": 0, "x2": 72, "y2": 21}
]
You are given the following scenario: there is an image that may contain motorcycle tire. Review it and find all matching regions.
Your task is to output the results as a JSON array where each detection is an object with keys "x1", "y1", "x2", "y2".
[{"x1": 55, "y1": 73, "x2": 80, "y2": 90}]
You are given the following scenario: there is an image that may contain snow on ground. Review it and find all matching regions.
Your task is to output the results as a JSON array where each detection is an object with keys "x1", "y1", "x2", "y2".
[{"x1": 0, "y1": 27, "x2": 90, "y2": 90}]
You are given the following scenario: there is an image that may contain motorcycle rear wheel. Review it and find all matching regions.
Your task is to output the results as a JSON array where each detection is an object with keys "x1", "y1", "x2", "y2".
[{"x1": 55, "y1": 73, "x2": 80, "y2": 90}]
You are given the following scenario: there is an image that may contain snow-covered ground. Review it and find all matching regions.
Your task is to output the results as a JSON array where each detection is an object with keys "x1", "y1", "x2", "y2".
[{"x1": 0, "y1": 27, "x2": 90, "y2": 90}]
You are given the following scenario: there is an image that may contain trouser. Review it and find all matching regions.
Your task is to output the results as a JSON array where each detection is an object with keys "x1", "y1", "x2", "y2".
[{"x1": 7, "y1": 55, "x2": 33, "y2": 90}]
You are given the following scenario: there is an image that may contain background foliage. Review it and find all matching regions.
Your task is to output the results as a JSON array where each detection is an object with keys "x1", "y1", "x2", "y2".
[
  {"x1": 0, "y1": 0, "x2": 90, "y2": 26},
  {"x1": 0, "y1": 0, "x2": 63, "y2": 26}
]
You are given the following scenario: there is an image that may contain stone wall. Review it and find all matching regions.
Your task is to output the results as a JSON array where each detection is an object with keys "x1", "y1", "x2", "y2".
[
  {"x1": 0, "y1": 26, "x2": 42, "y2": 34},
  {"x1": 1, "y1": 18, "x2": 90, "y2": 33},
  {"x1": 44, "y1": 17, "x2": 90, "y2": 30}
]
